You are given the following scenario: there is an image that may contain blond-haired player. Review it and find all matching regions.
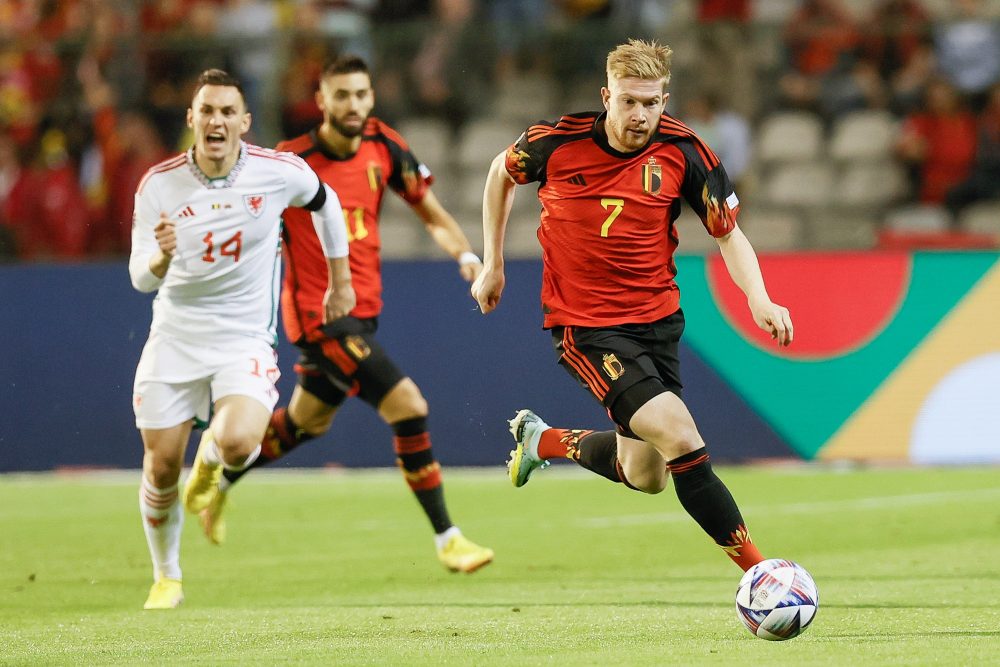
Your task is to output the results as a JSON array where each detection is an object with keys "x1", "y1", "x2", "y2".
[{"x1": 473, "y1": 39, "x2": 793, "y2": 572}]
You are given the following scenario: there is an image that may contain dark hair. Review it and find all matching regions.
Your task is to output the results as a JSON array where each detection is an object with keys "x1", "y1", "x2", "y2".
[
  {"x1": 192, "y1": 69, "x2": 246, "y2": 104},
  {"x1": 322, "y1": 55, "x2": 370, "y2": 78}
]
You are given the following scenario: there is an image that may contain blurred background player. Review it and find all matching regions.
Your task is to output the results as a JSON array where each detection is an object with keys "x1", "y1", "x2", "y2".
[
  {"x1": 131, "y1": 69, "x2": 354, "y2": 609},
  {"x1": 472, "y1": 39, "x2": 793, "y2": 573},
  {"x1": 189, "y1": 55, "x2": 493, "y2": 574}
]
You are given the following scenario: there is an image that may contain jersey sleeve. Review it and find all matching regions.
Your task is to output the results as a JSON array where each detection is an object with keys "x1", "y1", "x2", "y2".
[
  {"x1": 128, "y1": 183, "x2": 165, "y2": 292},
  {"x1": 503, "y1": 127, "x2": 549, "y2": 185},
  {"x1": 282, "y1": 153, "x2": 324, "y2": 208},
  {"x1": 677, "y1": 140, "x2": 740, "y2": 238},
  {"x1": 384, "y1": 135, "x2": 433, "y2": 205}
]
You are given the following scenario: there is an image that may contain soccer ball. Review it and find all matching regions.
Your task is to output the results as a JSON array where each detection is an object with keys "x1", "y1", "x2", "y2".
[{"x1": 735, "y1": 558, "x2": 818, "y2": 641}]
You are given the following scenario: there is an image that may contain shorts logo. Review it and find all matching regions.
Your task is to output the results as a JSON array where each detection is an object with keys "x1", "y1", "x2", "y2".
[
  {"x1": 244, "y1": 193, "x2": 266, "y2": 218},
  {"x1": 602, "y1": 353, "x2": 625, "y2": 381},
  {"x1": 344, "y1": 335, "x2": 371, "y2": 361},
  {"x1": 133, "y1": 393, "x2": 143, "y2": 409}
]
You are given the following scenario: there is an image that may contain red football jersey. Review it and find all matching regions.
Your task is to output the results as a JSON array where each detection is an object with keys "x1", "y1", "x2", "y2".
[
  {"x1": 277, "y1": 118, "x2": 432, "y2": 343},
  {"x1": 505, "y1": 111, "x2": 739, "y2": 328}
]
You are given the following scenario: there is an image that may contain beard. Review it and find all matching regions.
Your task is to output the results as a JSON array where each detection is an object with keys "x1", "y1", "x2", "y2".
[
  {"x1": 608, "y1": 119, "x2": 651, "y2": 151},
  {"x1": 329, "y1": 113, "x2": 368, "y2": 138}
]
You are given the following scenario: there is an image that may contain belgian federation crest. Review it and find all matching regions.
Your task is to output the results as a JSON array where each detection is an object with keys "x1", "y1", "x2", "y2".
[
  {"x1": 642, "y1": 163, "x2": 662, "y2": 195},
  {"x1": 367, "y1": 163, "x2": 383, "y2": 192},
  {"x1": 602, "y1": 353, "x2": 625, "y2": 381},
  {"x1": 244, "y1": 193, "x2": 266, "y2": 218}
]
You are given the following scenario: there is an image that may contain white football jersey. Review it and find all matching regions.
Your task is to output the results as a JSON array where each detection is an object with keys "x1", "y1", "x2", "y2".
[{"x1": 130, "y1": 142, "x2": 323, "y2": 345}]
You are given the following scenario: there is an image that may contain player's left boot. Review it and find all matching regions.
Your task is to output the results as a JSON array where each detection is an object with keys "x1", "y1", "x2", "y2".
[
  {"x1": 437, "y1": 533, "x2": 494, "y2": 573},
  {"x1": 198, "y1": 489, "x2": 228, "y2": 545},
  {"x1": 143, "y1": 576, "x2": 184, "y2": 610},
  {"x1": 182, "y1": 431, "x2": 222, "y2": 514},
  {"x1": 507, "y1": 409, "x2": 551, "y2": 487}
]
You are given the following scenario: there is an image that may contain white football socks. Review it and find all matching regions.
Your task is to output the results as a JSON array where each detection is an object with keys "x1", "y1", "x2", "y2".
[{"x1": 139, "y1": 475, "x2": 183, "y2": 581}]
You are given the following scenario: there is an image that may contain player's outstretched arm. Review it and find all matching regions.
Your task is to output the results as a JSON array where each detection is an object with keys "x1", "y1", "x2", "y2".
[
  {"x1": 472, "y1": 151, "x2": 518, "y2": 314},
  {"x1": 715, "y1": 226, "x2": 794, "y2": 346},
  {"x1": 310, "y1": 184, "x2": 355, "y2": 322},
  {"x1": 410, "y1": 189, "x2": 483, "y2": 283}
]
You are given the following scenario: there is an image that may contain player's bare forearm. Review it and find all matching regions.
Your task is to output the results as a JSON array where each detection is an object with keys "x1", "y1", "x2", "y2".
[
  {"x1": 412, "y1": 191, "x2": 483, "y2": 282},
  {"x1": 323, "y1": 256, "x2": 355, "y2": 323},
  {"x1": 413, "y1": 190, "x2": 471, "y2": 258},
  {"x1": 716, "y1": 226, "x2": 769, "y2": 303},
  {"x1": 482, "y1": 151, "x2": 516, "y2": 270},
  {"x1": 716, "y1": 226, "x2": 794, "y2": 345}
]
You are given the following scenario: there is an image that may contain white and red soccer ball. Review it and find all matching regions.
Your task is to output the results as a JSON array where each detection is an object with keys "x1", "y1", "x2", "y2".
[{"x1": 735, "y1": 558, "x2": 819, "y2": 641}]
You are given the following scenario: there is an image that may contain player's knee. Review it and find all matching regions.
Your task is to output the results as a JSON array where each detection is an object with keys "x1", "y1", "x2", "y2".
[
  {"x1": 288, "y1": 405, "x2": 335, "y2": 436},
  {"x1": 144, "y1": 453, "x2": 182, "y2": 487},
  {"x1": 621, "y1": 461, "x2": 668, "y2": 494},
  {"x1": 213, "y1": 428, "x2": 263, "y2": 461},
  {"x1": 629, "y1": 400, "x2": 704, "y2": 460},
  {"x1": 637, "y1": 421, "x2": 702, "y2": 459},
  {"x1": 378, "y1": 378, "x2": 428, "y2": 423}
]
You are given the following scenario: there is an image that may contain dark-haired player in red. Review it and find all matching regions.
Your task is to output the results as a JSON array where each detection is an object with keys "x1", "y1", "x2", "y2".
[
  {"x1": 472, "y1": 39, "x2": 793, "y2": 572},
  {"x1": 194, "y1": 55, "x2": 493, "y2": 573}
]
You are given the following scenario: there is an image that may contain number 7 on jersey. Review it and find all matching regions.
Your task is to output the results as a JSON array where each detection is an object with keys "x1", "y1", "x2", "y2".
[{"x1": 600, "y1": 198, "x2": 624, "y2": 237}]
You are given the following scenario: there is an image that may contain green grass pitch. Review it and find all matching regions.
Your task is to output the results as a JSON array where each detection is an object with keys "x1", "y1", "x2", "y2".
[{"x1": 2, "y1": 465, "x2": 998, "y2": 665}]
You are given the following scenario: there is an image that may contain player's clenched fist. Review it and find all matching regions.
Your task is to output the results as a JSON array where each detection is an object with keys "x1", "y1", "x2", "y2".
[
  {"x1": 323, "y1": 284, "x2": 357, "y2": 324},
  {"x1": 471, "y1": 268, "x2": 505, "y2": 314},
  {"x1": 154, "y1": 213, "x2": 177, "y2": 257}
]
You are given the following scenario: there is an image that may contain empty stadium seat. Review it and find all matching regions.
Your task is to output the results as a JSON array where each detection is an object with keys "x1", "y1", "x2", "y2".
[
  {"x1": 494, "y1": 74, "x2": 555, "y2": 124},
  {"x1": 756, "y1": 111, "x2": 825, "y2": 163},
  {"x1": 738, "y1": 208, "x2": 803, "y2": 251},
  {"x1": 837, "y1": 161, "x2": 910, "y2": 207},
  {"x1": 884, "y1": 205, "x2": 953, "y2": 232},
  {"x1": 396, "y1": 118, "x2": 454, "y2": 174},
  {"x1": 753, "y1": 0, "x2": 797, "y2": 24},
  {"x1": 958, "y1": 200, "x2": 1000, "y2": 237},
  {"x1": 458, "y1": 119, "x2": 519, "y2": 169},
  {"x1": 805, "y1": 211, "x2": 879, "y2": 249},
  {"x1": 828, "y1": 110, "x2": 897, "y2": 162},
  {"x1": 763, "y1": 161, "x2": 835, "y2": 207}
]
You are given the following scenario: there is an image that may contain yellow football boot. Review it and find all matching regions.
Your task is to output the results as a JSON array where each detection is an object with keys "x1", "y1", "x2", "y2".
[
  {"x1": 198, "y1": 490, "x2": 228, "y2": 545},
  {"x1": 437, "y1": 533, "x2": 494, "y2": 573},
  {"x1": 182, "y1": 431, "x2": 222, "y2": 514},
  {"x1": 143, "y1": 577, "x2": 183, "y2": 610}
]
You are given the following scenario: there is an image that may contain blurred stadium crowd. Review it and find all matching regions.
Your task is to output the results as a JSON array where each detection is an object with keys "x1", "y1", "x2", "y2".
[{"x1": 3, "y1": 0, "x2": 1000, "y2": 262}]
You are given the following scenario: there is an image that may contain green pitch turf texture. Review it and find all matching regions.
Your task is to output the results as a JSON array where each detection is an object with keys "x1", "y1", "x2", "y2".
[{"x1": 1, "y1": 466, "x2": 998, "y2": 665}]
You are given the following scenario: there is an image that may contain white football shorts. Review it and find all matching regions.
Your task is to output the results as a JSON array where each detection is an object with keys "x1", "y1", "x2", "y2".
[{"x1": 133, "y1": 332, "x2": 280, "y2": 430}]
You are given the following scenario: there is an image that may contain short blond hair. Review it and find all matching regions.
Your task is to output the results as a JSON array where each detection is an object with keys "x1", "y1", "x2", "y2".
[{"x1": 606, "y1": 39, "x2": 673, "y2": 89}]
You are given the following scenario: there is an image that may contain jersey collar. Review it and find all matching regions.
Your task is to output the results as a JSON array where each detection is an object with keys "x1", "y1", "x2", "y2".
[
  {"x1": 187, "y1": 141, "x2": 249, "y2": 188},
  {"x1": 310, "y1": 128, "x2": 361, "y2": 162}
]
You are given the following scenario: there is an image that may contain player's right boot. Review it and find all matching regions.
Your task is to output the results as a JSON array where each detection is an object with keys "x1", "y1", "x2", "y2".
[
  {"x1": 507, "y1": 409, "x2": 551, "y2": 487},
  {"x1": 437, "y1": 533, "x2": 495, "y2": 573},
  {"x1": 182, "y1": 431, "x2": 222, "y2": 514},
  {"x1": 143, "y1": 576, "x2": 183, "y2": 610},
  {"x1": 198, "y1": 489, "x2": 228, "y2": 545}
]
